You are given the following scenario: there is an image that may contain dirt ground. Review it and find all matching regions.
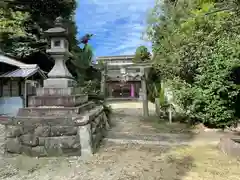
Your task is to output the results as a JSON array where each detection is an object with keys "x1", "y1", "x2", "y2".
[{"x1": 0, "y1": 101, "x2": 239, "y2": 180}]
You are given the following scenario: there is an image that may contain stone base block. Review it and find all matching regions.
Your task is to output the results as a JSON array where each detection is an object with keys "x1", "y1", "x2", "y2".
[
  {"x1": 44, "y1": 78, "x2": 76, "y2": 88},
  {"x1": 5, "y1": 138, "x2": 22, "y2": 153},
  {"x1": 92, "y1": 131, "x2": 104, "y2": 153},
  {"x1": 36, "y1": 87, "x2": 75, "y2": 96},
  {"x1": 28, "y1": 94, "x2": 88, "y2": 107},
  {"x1": 17, "y1": 101, "x2": 95, "y2": 116},
  {"x1": 41, "y1": 136, "x2": 81, "y2": 156},
  {"x1": 2, "y1": 105, "x2": 111, "y2": 158}
]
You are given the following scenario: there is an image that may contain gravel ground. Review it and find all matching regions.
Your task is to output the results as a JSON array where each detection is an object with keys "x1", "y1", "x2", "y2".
[
  {"x1": 0, "y1": 143, "x2": 239, "y2": 180},
  {"x1": 0, "y1": 101, "x2": 239, "y2": 180}
]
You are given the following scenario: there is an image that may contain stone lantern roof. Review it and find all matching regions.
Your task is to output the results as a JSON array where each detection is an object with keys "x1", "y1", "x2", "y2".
[{"x1": 44, "y1": 17, "x2": 68, "y2": 37}]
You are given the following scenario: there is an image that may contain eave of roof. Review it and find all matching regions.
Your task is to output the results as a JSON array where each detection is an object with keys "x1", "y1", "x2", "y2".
[
  {"x1": 0, "y1": 54, "x2": 38, "y2": 69},
  {"x1": 0, "y1": 54, "x2": 47, "y2": 79},
  {"x1": 0, "y1": 67, "x2": 47, "y2": 79}
]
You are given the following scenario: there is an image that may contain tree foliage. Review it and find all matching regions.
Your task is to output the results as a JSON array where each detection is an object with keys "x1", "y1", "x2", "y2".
[
  {"x1": 133, "y1": 45, "x2": 151, "y2": 62},
  {"x1": 147, "y1": 0, "x2": 240, "y2": 128},
  {"x1": 0, "y1": 8, "x2": 43, "y2": 57},
  {"x1": 70, "y1": 41, "x2": 95, "y2": 83},
  {"x1": 0, "y1": 0, "x2": 77, "y2": 57}
]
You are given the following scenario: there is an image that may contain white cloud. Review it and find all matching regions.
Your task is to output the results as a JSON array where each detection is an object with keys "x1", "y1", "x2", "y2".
[{"x1": 76, "y1": 0, "x2": 154, "y2": 57}]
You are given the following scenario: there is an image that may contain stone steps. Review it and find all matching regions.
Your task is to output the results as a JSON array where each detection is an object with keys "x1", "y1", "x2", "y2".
[
  {"x1": 17, "y1": 101, "x2": 95, "y2": 116},
  {"x1": 106, "y1": 131, "x2": 193, "y2": 142},
  {"x1": 103, "y1": 138, "x2": 184, "y2": 146},
  {"x1": 103, "y1": 138, "x2": 219, "y2": 146},
  {"x1": 104, "y1": 131, "x2": 225, "y2": 147}
]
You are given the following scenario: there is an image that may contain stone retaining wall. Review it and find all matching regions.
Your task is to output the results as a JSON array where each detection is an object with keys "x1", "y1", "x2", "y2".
[
  {"x1": 219, "y1": 137, "x2": 240, "y2": 158},
  {"x1": 91, "y1": 108, "x2": 110, "y2": 152},
  {"x1": 0, "y1": 106, "x2": 109, "y2": 157}
]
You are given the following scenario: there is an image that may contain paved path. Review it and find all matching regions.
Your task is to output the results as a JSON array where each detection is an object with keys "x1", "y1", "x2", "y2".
[{"x1": 104, "y1": 101, "x2": 226, "y2": 146}]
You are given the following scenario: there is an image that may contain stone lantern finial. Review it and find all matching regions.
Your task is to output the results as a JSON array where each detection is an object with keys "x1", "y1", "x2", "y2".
[{"x1": 55, "y1": 16, "x2": 64, "y2": 27}]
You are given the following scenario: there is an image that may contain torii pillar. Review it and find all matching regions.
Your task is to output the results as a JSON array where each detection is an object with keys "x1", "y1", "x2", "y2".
[
  {"x1": 100, "y1": 62, "x2": 107, "y2": 99},
  {"x1": 140, "y1": 67, "x2": 149, "y2": 117}
]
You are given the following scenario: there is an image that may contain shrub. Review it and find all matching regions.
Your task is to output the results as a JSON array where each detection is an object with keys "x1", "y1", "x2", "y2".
[{"x1": 147, "y1": 0, "x2": 240, "y2": 128}]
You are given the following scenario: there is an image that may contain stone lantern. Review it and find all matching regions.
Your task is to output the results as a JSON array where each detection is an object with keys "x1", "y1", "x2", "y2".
[{"x1": 44, "y1": 17, "x2": 75, "y2": 88}]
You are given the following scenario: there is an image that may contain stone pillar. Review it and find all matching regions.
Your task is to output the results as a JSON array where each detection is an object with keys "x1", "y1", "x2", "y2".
[
  {"x1": 78, "y1": 116, "x2": 93, "y2": 157},
  {"x1": 140, "y1": 68, "x2": 149, "y2": 117}
]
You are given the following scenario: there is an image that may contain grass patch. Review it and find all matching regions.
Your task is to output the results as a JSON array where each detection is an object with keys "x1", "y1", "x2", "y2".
[
  {"x1": 144, "y1": 115, "x2": 195, "y2": 134},
  {"x1": 98, "y1": 144, "x2": 240, "y2": 180},
  {"x1": 164, "y1": 145, "x2": 240, "y2": 180}
]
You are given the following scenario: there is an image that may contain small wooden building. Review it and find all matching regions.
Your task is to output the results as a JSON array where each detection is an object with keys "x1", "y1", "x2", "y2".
[{"x1": 0, "y1": 54, "x2": 47, "y2": 116}]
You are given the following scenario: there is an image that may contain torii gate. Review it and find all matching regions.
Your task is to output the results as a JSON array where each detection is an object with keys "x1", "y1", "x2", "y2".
[{"x1": 100, "y1": 62, "x2": 152, "y2": 117}]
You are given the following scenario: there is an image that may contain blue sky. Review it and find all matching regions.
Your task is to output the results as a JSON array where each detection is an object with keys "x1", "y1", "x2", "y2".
[{"x1": 76, "y1": 0, "x2": 155, "y2": 58}]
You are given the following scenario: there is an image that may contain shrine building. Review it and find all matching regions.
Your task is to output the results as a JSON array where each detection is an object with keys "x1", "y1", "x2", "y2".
[{"x1": 96, "y1": 55, "x2": 142, "y2": 99}]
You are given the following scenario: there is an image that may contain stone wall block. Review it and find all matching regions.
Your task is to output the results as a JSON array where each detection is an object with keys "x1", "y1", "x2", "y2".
[
  {"x1": 95, "y1": 124, "x2": 102, "y2": 134},
  {"x1": 5, "y1": 138, "x2": 22, "y2": 153},
  {"x1": 5, "y1": 126, "x2": 23, "y2": 138},
  {"x1": 38, "y1": 137, "x2": 45, "y2": 146},
  {"x1": 35, "y1": 126, "x2": 51, "y2": 137},
  {"x1": 92, "y1": 131, "x2": 103, "y2": 152},
  {"x1": 101, "y1": 125, "x2": 107, "y2": 137},
  {"x1": 50, "y1": 126, "x2": 77, "y2": 136},
  {"x1": 94, "y1": 115, "x2": 101, "y2": 125},
  {"x1": 43, "y1": 136, "x2": 80, "y2": 156},
  {"x1": 20, "y1": 145, "x2": 32, "y2": 156},
  {"x1": 19, "y1": 134, "x2": 39, "y2": 147},
  {"x1": 0, "y1": 125, "x2": 5, "y2": 155},
  {"x1": 22, "y1": 125, "x2": 37, "y2": 134},
  {"x1": 103, "y1": 112, "x2": 110, "y2": 129},
  {"x1": 1, "y1": 102, "x2": 109, "y2": 157},
  {"x1": 91, "y1": 123, "x2": 97, "y2": 134},
  {"x1": 31, "y1": 146, "x2": 47, "y2": 157}
]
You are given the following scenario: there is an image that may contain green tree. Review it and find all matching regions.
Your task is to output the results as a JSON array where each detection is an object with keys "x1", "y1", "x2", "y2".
[
  {"x1": 133, "y1": 45, "x2": 151, "y2": 63},
  {"x1": 70, "y1": 38, "x2": 94, "y2": 83},
  {"x1": 0, "y1": 0, "x2": 77, "y2": 57},
  {"x1": 0, "y1": 0, "x2": 95, "y2": 84},
  {"x1": 147, "y1": 0, "x2": 240, "y2": 128},
  {"x1": 0, "y1": 8, "x2": 42, "y2": 57}
]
